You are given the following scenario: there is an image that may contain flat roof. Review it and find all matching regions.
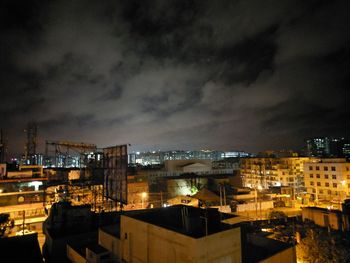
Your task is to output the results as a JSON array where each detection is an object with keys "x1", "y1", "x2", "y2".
[
  {"x1": 86, "y1": 244, "x2": 109, "y2": 254},
  {"x1": 244, "y1": 233, "x2": 294, "y2": 263},
  {"x1": 125, "y1": 205, "x2": 237, "y2": 238}
]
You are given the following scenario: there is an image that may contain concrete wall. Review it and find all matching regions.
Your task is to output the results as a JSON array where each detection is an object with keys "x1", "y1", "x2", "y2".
[
  {"x1": 120, "y1": 215, "x2": 242, "y2": 263},
  {"x1": 67, "y1": 244, "x2": 86, "y2": 263},
  {"x1": 236, "y1": 201, "x2": 274, "y2": 212},
  {"x1": 99, "y1": 227, "x2": 122, "y2": 263},
  {"x1": 195, "y1": 228, "x2": 241, "y2": 263},
  {"x1": 302, "y1": 208, "x2": 341, "y2": 230},
  {"x1": 165, "y1": 160, "x2": 212, "y2": 172},
  {"x1": 260, "y1": 246, "x2": 296, "y2": 263},
  {"x1": 166, "y1": 178, "x2": 208, "y2": 198}
]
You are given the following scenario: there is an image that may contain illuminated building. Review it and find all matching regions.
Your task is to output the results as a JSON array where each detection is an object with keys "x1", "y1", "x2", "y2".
[
  {"x1": 303, "y1": 158, "x2": 350, "y2": 203},
  {"x1": 306, "y1": 137, "x2": 350, "y2": 157},
  {"x1": 131, "y1": 150, "x2": 250, "y2": 166},
  {"x1": 240, "y1": 157, "x2": 313, "y2": 193}
]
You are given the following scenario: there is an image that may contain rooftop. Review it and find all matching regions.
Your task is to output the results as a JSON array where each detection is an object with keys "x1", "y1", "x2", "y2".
[
  {"x1": 0, "y1": 233, "x2": 43, "y2": 263},
  {"x1": 126, "y1": 205, "x2": 237, "y2": 238},
  {"x1": 245, "y1": 233, "x2": 294, "y2": 263}
]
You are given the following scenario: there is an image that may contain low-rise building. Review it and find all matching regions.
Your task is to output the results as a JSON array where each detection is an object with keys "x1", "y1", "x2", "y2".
[{"x1": 43, "y1": 202, "x2": 296, "y2": 263}]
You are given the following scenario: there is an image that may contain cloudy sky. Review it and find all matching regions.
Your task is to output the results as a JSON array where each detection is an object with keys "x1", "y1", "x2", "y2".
[{"x1": 1, "y1": 0, "x2": 350, "y2": 156}]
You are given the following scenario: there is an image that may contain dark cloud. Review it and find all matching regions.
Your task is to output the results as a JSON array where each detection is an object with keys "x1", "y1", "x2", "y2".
[{"x1": 1, "y1": 0, "x2": 350, "y2": 156}]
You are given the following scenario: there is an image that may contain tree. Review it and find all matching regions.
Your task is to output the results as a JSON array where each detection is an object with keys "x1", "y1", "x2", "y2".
[
  {"x1": 0, "y1": 213, "x2": 14, "y2": 237},
  {"x1": 297, "y1": 226, "x2": 350, "y2": 262},
  {"x1": 268, "y1": 210, "x2": 287, "y2": 220}
]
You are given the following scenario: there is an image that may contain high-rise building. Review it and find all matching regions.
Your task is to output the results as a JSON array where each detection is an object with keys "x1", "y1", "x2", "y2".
[{"x1": 306, "y1": 137, "x2": 350, "y2": 157}]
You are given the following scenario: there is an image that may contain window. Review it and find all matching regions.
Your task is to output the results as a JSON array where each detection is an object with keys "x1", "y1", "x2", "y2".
[
  {"x1": 310, "y1": 182, "x2": 314, "y2": 186},
  {"x1": 312, "y1": 189, "x2": 316, "y2": 193},
  {"x1": 324, "y1": 174, "x2": 329, "y2": 179},
  {"x1": 331, "y1": 166, "x2": 336, "y2": 171},
  {"x1": 316, "y1": 174, "x2": 320, "y2": 178},
  {"x1": 310, "y1": 174, "x2": 314, "y2": 178},
  {"x1": 325, "y1": 182, "x2": 330, "y2": 187},
  {"x1": 319, "y1": 189, "x2": 323, "y2": 194},
  {"x1": 347, "y1": 167, "x2": 349, "y2": 171},
  {"x1": 348, "y1": 184, "x2": 350, "y2": 188},
  {"x1": 332, "y1": 175, "x2": 337, "y2": 180},
  {"x1": 347, "y1": 175, "x2": 350, "y2": 180},
  {"x1": 328, "y1": 190, "x2": 331, "y2": 194},
  {"x1": 324, "y1": 166, "x2": 328, "y2": 171},
  {"x1": 316, "y1": 166, "x2": 320, "y2": 171},
  {"x1": 309, "y1": 166, "x2": 313, "y2": 171},
  {"x1": 317, "y1": 182, "x2": 321, "y2": 186},
  {"x1": 333, "y1": 183, "x2": 337, "y2": 188}
]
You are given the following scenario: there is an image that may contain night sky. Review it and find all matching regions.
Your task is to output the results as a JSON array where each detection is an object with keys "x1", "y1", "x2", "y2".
[{"x1": 1, "y1": 0, "x2": 350, "y2": 156}]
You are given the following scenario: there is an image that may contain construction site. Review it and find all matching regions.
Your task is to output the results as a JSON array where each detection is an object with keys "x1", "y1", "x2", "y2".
[{"x1": 0, "y1": 123, "x2": 129, "y2": 232}]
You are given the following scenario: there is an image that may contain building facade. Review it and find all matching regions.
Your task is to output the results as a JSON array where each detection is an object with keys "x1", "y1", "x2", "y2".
[
  {"x1": 303, "y1": 158, "x2": 350, "y2": 203},
  {"x1": 306, "y1": 137, "x2": 350, "y2": 157},
  {"x1": 240, "y1": 157, "x2": 313, "y2": 192}
]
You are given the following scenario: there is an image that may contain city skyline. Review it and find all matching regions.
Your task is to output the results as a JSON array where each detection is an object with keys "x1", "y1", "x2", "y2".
[{"x1": 1, "y1": 0, "x2": 350, "y2": 156}]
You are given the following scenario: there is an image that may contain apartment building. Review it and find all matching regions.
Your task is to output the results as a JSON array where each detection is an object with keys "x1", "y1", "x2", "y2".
[
  {"x1": 240, "y1": 157, "x2": 312, "y2": 191},
  {"x1": 304, "y1": 158, "x2": 350, "y2": 202}
]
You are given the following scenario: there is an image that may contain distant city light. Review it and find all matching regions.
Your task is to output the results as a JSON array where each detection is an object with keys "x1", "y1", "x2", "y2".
[{"x1": 28, "y1": 181, "x2": 43, "y2": 191}]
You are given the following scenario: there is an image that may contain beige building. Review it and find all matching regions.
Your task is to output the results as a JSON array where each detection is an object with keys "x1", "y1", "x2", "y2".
[
  {"x1": 66, "y1": 205, "x2": 297, "y2": 263},
  {"x1": 303, "y1": 158, "x2": 350, "y2": 202},
  {"x1": 240, "y1": 157, "x2": 312, "y2": 191},
  {"x1": 301, "y1": 206, "x2": 350, "y2": 231}
]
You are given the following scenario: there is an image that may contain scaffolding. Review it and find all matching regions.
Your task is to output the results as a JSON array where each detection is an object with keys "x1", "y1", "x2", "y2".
[{"x1": 45, "y1": 140, "x2": 97, "y2": 168}]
